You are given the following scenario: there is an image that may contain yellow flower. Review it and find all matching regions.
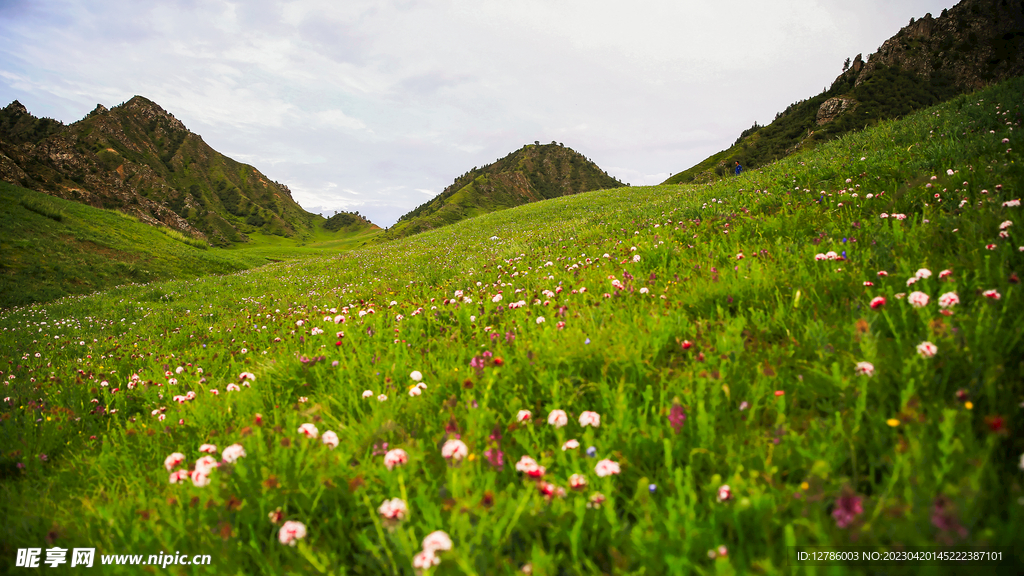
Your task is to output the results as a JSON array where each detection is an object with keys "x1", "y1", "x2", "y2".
[
  {"x1": 886, "y1": 418, "x2": 900, "y2": 427},
  {"x1": 467, "y1": 453, "x2": 476, "y2": 462},
  {"x1": 964, "y1": 401, "x2": 973, "y2": 410},
  {"x1": 800, "y1": 482, "x2": 809, "y2": 491}
]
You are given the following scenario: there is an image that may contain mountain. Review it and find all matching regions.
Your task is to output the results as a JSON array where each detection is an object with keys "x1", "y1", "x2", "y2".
[
  {"x1": 663, "y1": 0, "x2": 1024, "y2": 184},
  {"x1": 0, "y1": 96, "x2": 343, "y2": 246},
  {"x1": 383, "y1": 142, "x2": 624, "y2": 239}
]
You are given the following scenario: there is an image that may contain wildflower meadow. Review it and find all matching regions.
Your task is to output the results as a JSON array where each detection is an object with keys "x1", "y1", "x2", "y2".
[{"x1": 1, "y1": 77, "x2": 1023, "y2": 574}]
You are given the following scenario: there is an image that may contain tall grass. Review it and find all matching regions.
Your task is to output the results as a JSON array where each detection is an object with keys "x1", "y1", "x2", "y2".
[{"x1": 0, "y1": 76, "x2": 1021, "y2": 574}]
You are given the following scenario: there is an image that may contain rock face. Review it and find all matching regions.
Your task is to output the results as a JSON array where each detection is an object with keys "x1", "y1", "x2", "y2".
[
  {"x1": 0, "y1": 96, "x2": 320, "y2": 246},
  {"x1": 816, "y1": 96, "x2": 857, "y2": 125},
  {"x1": 851, "y1": 0, "x2": 1024, "y2": 91}
]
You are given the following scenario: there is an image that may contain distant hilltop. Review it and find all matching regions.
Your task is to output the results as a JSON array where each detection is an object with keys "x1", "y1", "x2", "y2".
[
  {"x1": 0, "y1": 96, "x2": 330, "y2": 246},
  {"x1": 383, "y1": 142, "x2": 624, "y2": 239}
]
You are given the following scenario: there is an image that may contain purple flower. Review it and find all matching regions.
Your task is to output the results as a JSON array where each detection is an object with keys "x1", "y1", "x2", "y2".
[
  {"x1": 832, "y1": 489, "x2": 863, "y2": 528},
  {"x1": 669, "y1": 398, "x2": 687, "y2": 434},
  {"x1": 484, "y1": 448, "x2": 504, "y2": 469}
]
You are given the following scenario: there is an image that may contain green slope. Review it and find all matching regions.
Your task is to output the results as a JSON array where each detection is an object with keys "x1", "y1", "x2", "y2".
[
  {"x1": 0, "y1": 76, "x2": 1021, "y2": 573},
  {"x1": 0, "y1": 97, "x2": 349, "y2": 246},
  {"x1": 0, "y1": 181, "x2": 382, "y2": 308},
  {"x1": 382, "y1": 143, "x2": 623, "y2": 239},
  {"x1": 664, "y1": 0, "x2": 1024, "y2": 185}
]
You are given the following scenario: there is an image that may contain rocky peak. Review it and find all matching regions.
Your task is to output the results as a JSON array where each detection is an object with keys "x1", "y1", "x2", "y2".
[
  {"x1": 88, "y1": 103, "x2": 108, "y2": 117},
  {"x1": 117, "y1": 95, "x2": 188, "y2": 132},
  {"x1": 3, "y1": 100, "x2": 30, "y2": 117}
]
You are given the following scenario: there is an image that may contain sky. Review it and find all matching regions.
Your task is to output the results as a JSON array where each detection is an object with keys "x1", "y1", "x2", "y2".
[{"x1": 0, "y1": 0, "x2": 955, "y2": 227}]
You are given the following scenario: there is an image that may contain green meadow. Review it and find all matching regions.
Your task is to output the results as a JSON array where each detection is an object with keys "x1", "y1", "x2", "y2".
[
  {"x1": 1, "y1": 77, "x2": 1022, "y2": 574},
  {"x1": 0, "y1": 184, "x2": 381, "y2": 308}
]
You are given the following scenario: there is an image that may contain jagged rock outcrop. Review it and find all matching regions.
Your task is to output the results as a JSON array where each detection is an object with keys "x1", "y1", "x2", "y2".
[
  {"x1": 849, "y1": 0, "x2": 1024, "y2": 90},
  {"x1": 816, "y1": 96, "x2": 857, "y2": 125}
]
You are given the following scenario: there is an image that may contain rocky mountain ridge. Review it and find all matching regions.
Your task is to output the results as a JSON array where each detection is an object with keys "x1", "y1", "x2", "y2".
[
  {"x1": 0, "y1": 96, "x2": 322, "y2": 246},
  {"x1": 664, "y1": 0, "x2": 1024, "y2": 184}
]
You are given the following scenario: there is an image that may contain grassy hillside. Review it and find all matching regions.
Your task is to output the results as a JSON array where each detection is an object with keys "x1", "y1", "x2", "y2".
[
  {"x1": 0, "y1": 182, "x2": 381, "y2": 308},
  {"x1": 384, "y1": 143, "x2": 623, "y2": 239},
  {"x1": 0, "y1": 97, "x2": 343, "y2": 245},
  {"x1": 664, "y1": 0, "x2": 1024, "y2": 185},
  {"x1": 0, "y1": 77, "x2": 1021, "y2": 574}
]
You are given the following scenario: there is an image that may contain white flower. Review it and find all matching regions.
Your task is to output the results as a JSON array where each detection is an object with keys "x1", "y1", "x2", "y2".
[
  {"x1": 222, "y1": 444, "x2": 246, "y2": 463},
  {"x1": 547, "y1": 409, "x2": 568, "y2": 428},
  {"x1": 595, "y1": 458, "x2": 621, "y2": 477},
  {"x1": 578, "y1": 411, "x2": 601, "y2": 427},
  {"x1": 362, "y1": 389, "x2": 373, "y2": 398},
  {"x1": 410, "y1": 370, "x2": 423, "y2": 382},
  {"x1": 322, "y1": 431, "x2": 340, "y2": 449},
  {"x1": 297, "y1": 423, "x2": 319, "y2": 439},
  {"x1": 907, "y1": 291, "x2": 930, "y2": 308},
  {"x1": 441, "y1": 439, "x2": 468, "y2": 461},
  {"x1": 535, "y1": 316, "x2": 545, "y2": 324},
  {"x1": 422, "y1": 530, "x2": 453, "y2": 552}
]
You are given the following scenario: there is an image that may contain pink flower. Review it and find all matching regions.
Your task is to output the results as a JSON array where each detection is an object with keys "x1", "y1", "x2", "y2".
[
  {"x1": 938, "y1": 269, "x2": 953, "y2": 279},
  {"x1": 907, "y1": 291, "x2": 930, "y2": 308},
  {"x1": 595, "y1": 458, "x2": 621, "y2": 477},
  {"x1": 569, "y1": 474, "x2": 588, "y2": 489},
  {"x1": 238, "y1": 372, "x2": 256, "y2": 382},
  {"x1": 547, "y1": 409, "x2": 568, "y2": 428},
  {"x1": 1000, "y1": 220, "x2": 1013, "y2": 230},
  {"x1": 938, "y1": 292, "x2": 959, "y2": 308},
  {"x1": 814, "y1": 253, "x2": 827, "y2": 261},
  {"x1": 195, "y1": 455, "x2": 219, "y2": 475},
  {"x1": 578, "y1": 411, "x2": 601, "y2": 427},
  {"x1": 412, "y1": 550, "x2": 440, "y2": 569},
  {"x1": 587, "y1": 492, "x2": 606, "y2": 508},
  {"x1": 221, "y1": 444, "x2": 246, "y2": 463},
  {"x1": 199, "y1": 443, "x2": 218, "y2": 454},
  {"x1": 297, "y1": 423, "x2": 319, "y2": 439},
  {"x1": 190, "y1": 469, "x2": 210, "y2": 487},
  {"x1": 164, "y1": 452, "x2": 185, "y2": 472},
  {"x1": 377, "y1": 498, "x2": 408, "y2": 521},
  {"x1": 832, "y1": 492, "x2": 863, "y2": 528},
  {"x1": 515, "y1": 455, "x2": 545, "y2": 477},
  {"x1": 717, "y1": 484, "x2": 732, "y2": 502},
  {"x1": 986, "y1": 244, "x2": 997, "y2": 250},
  {"x1": 321, "y1": 431, "x2": 340, "y2": 449},
  {"x1": 441, "y1": 439, "x2": 469, "y2": 461},
  {"x1": 870, "y1": 296, "x2": 886, "y2": 309},
  {"x1": 226, "y1": 383, "x2": 241, "y2": 392},
  {"x1": 917, "y1": 341, "x2": 938, "y2": 358},
  {"x1": 983, "y1": 289, "x2": 1001, "y2": 300},
  {"x1": 562, "y1": 439, "x2": 580, "y2": 451},
  {"x1": 915, "y1": 268, "x2": 932, "y2": 279},
  {"x1": 384, "y1": 448, "x2": 409, "y2": 470},
  {"x1": 863, "y1": 281, "x2": 873, "y2": 286},
  {"x1": 877, "y1": 270, "x2": 888, "y2": 277},
  {"x1": 855, "y1": 362, "x2": 875, "y2": 377},
  {"x1": 516, "y1": 409, "x2": 532, "y2": 423},
  {"x1": 362, "y1": 390, "x2": 373, "y2": 398},
  {"x1": 278, "y1": 521, "x2": 307, "y2": 546},
  {"x1": 168, "y1": 469, "x2": 190, "y2": 484},
  {"x1": 422, "y1": 530, "x2": 453, "y2": 552}
]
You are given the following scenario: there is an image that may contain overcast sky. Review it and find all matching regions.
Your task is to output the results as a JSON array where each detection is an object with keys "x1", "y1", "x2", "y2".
[{"x1": 1, "y1": 0, "x2": 954, "y2": 227}]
